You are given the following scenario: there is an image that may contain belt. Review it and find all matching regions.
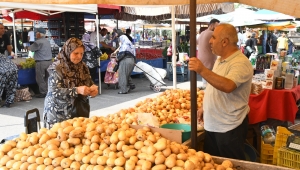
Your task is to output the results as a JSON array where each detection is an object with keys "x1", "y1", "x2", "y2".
[{"x1": 35, "y1": 60, "x2": 51, "y2": 62}]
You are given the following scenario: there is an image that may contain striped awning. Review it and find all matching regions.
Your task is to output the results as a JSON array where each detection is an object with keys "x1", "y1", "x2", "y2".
[{"x1": 116, "y1": 3, "x2": 234, "y2": 21}]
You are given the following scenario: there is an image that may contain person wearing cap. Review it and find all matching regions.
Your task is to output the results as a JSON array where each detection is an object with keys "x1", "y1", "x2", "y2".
[
  {"x1": 29, "y1": 27, "x2": 52, "y2": 98},
  {"x1": 197, "y1": 19, "x2": 220, "y2": 88}
]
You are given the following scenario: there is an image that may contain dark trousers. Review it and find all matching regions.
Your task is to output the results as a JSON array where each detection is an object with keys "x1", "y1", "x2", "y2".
[
  {"x1": 89, "y1": 67, "x2": 98, "y2": 82},
  {"x1": 203, "y1": 115, "x2": 248, "y2": 160}
]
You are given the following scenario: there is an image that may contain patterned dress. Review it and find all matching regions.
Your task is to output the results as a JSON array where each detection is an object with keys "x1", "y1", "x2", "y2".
[
  {"x1": 43, "y1": 38, "x2": 94, "y2": 127},
  {"x1": 0, "y1": 54, "x2": 18, "y2": 105}
]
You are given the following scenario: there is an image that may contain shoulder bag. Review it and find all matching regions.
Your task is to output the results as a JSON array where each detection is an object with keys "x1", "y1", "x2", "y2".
[{"x1": 70, "y1": 94, "x2": 90, "y2": 118}]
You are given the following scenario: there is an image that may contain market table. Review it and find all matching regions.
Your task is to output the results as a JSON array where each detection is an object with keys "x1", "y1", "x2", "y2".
[{"x1": 248, "y1": 85, "x2": 300, "y2": 125}]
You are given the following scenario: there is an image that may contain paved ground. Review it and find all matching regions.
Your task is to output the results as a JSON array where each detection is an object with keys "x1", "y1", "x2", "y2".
[{"x1": 0, "y1": 74, "x2": 202, "y2": 140}]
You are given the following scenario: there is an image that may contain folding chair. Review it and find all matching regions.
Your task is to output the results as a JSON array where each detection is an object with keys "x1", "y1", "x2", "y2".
[{"x1": 24, "y1": 108, "x2": 42, "y2": 134}]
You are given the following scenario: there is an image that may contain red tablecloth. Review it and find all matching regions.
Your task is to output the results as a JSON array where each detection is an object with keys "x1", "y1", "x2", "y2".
[{"x1": 248, "y1": 85, "x2": 300, "y2": 124}]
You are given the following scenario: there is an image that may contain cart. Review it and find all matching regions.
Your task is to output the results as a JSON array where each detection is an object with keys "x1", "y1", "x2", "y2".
[{"x1": 133, "y1": 61, "x2": 168, "y2": 92}]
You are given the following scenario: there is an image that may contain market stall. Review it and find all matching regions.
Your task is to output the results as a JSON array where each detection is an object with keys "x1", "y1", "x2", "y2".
[{"x1": 249, "y1": 86, "x2": 300, "y2": 125}]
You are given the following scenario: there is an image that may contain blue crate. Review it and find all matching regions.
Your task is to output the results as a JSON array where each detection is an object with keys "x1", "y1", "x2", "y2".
[
  {"x1": 18, "y1": 68, "x2": 36, "y2": 85},
  {"x1": 168, "y1": 73, "x2": 189, "y2": 82},
  {"x1": 168, "y1": 64, "x2": 188, "y2": 74}
]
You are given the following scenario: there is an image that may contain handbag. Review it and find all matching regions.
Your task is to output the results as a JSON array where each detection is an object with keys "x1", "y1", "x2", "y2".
[{"x1": 70, "y1": 94, "x2": 90, "y2": 118}]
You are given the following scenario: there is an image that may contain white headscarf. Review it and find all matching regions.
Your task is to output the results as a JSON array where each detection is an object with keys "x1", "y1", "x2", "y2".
[{"x1": 119, "y1": 35, "x2": 136, "y2": 56}]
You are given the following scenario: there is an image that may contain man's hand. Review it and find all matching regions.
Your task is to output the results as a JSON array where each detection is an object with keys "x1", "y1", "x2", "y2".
[
  {"x1": 110, "y1": 47, "x2": 115, "y2": 51},
  {"x1": 89, "y1": 85, "x2": 99, "y2": 97},
  {"x1": 188, "y1": 57, "x2": 205, "y2": 75},
  {"x1": 197, "y1": 107, "x2": 204, "y2": 123},
  {"x1": 77, "y1": 86, "x2": 91, "y2": 96}
]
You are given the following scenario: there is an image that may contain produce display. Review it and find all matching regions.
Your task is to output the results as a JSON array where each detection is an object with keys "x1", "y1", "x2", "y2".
[
  {"x1": 17, "y1": 58, "x2": 36, "y2": 70},
  {"x1": 115, "y1": 89, "x2": 204, "y2": 127},
  {"x1": 0, "y1": 89, "x2": 235, "y2": 169},
  {"x1": 0, "y1": 116, "x2": 233, "y2": 170},
  {"x1": 100, "y1": 53, "x2": 109, "y2": 61},
  {"x1": 136, "y1": 52, "x2": 162, "y2": 60}
]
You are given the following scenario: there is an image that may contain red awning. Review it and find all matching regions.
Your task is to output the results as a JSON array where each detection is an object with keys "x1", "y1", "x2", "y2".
[
  {"x1": 2, "y1": 10, "x2": 62, "y2": 22},
  {"x1": 97, "y1": 4, "x2": 121, "y2": 15}
]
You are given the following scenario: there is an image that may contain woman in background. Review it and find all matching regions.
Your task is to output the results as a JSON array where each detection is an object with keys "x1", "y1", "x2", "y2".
[{"x1": 113, "y1": 35, "x2": 136, "y2": 94}]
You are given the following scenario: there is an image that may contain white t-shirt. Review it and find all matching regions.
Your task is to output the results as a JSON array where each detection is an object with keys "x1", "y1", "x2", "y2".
[{"x1": 28, "y1": 31, "x2": 35, "y2": 42}]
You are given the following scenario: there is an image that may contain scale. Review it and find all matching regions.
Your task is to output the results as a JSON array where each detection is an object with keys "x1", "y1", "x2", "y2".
[{"x1": 286, "y1": 134, "x2": 300, "y2": 151}]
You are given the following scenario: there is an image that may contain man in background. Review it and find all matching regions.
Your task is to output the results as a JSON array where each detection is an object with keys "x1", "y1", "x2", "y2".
[
  {"x1": 236, "y1": 27, "x2": 243, "y2": 49},
  {"x1": 22, "y1": 28, "x2": 29, "y2": 52},
  {"x1": 29, "y1": 28, "x2": 52, "y2": 98},
  {"x1": 28, "y1": 28, "x2": 35, "y2": 45},
  {"x1": 197, "y1": 19, "x2": 220, "y2": 88}
]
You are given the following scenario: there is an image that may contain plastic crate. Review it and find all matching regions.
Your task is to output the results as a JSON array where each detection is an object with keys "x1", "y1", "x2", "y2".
[
  {"x1": 277, "y1": 147, "x2": 300, "y2": 169},
  {"x1": 168, "y1": 73, "x2": 189, "y2": 82},
  {"x1": 289, "y1": 123, "x2": 300, "y2": 136},
  {"x1": 273, "y1": 126, "x2": 292, "y2": 165},
  {"x1": 260, "y1": 137, "x2": 274, "y2": 165},
  {"x1": 168, "y1": 64, "x2": 189, "y2": 74}
]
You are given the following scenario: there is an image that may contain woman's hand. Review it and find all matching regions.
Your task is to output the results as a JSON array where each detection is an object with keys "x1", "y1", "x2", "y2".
[
  {"x1": 89, "y1": 85, "x2": 99, "y2": 97},
  {"x1": 77, "y1": 86, "x2": 91, "y2": 96}
]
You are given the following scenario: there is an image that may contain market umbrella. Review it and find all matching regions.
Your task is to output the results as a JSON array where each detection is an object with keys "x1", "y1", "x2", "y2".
[
  {"x1": 254, "y1": 9, "x2": 295, "y2": 21},
  {"x1": 248, "y1": 21, "x2": 297, "y2": 30}
]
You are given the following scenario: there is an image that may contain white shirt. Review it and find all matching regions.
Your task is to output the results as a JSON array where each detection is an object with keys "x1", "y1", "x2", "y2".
[
  {"x1": 237, "y1": 32, "x2": 243, "y2": 47},
  {"x1": 203, "y1": 51, "x2": 253, "y2": 132},
  {"x1": 28, "y1": 31, "x2": 35, "y2": 42}
]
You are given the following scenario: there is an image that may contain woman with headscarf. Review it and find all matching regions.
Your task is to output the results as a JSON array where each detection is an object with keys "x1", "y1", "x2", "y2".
[
  {"x1": 0, "y1": 54, "x2": 18, "y2": 108},
  {"x1": 43, "y1": 38, "x2": 98, "y2": 128},
  {"x1": 81, "y1": 33, "x2": 101, "y2": 82},
  {"x1": 113, "y1": 35, "x2": 136, "y2": 94}
]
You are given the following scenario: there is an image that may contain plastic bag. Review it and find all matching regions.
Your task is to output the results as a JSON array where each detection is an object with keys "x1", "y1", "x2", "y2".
[{"x1": 137, "y1": 113, "x2": 159, "y2": 128}]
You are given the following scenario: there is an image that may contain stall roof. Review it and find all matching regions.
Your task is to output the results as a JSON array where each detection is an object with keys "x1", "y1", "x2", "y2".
[{"x1": 2, "y1": 0, "x2": 298, "y2": 18}]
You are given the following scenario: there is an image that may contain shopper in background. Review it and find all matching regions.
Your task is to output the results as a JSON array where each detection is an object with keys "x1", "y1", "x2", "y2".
[
  {"x1": 0, "y1": 23, "x2": 17, "y2": 108},
  {"x1": 189, "y1": 23, "x2": 253, "y2": 160},
  {"x1": 22, "y1": 28, "x2": 29, "y2": 52},
  {"x1": 197, "y1": 19, "x2": 220, "y2": 88},
  {"x1": 236, "y1": 27, "x2": 243, "y2": 49},
  {"x1": 112, "y1": 35, "x2": 136, "y2": 94},
  {"x1": 270, "y1": 29, "x2": 279, "y2": 53},
  {"x1": 28, "y1": 28, "x2": 35, "y2": 45},
  {"x1": 43, "y1": 38, "x2": 98, "y2": 128},
  {"x1": 82, "y1": 33, "x2": 101, "y2": 82},
  {"x1": 277, "y1": 32, "x2": 288, "y2": 53},
  {"x1": 29, "y1": 28, "x2": 52, "y2": 98},
  {"x1": 111, "y1": 28, "x2": 119, "y2": 47}
]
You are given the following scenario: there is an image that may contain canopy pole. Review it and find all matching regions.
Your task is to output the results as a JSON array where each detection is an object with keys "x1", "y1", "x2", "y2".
[
  {"x1": 96, "y1": 13, "x2": 102, "y2": 95},
  {"x1": 190, "y1": 0, "x2": 198, "y2": 150},
  {"x1": 12, "y1": 12, "x2": 17, "y2": 57},
  {"x1": 171, "y1": 5, "x2": 177, "y2": 89}
]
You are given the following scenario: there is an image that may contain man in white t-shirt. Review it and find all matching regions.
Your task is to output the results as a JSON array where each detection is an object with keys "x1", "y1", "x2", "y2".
[
  {"x1": 236, "y1": 27, "x2": 244, "y2": 49},
  {"x1": 90, "y1": 28, "x2": 114, "y2": 51},
  {"x1": 27, "y1": 28, "x2": 35, "y2": 45}
]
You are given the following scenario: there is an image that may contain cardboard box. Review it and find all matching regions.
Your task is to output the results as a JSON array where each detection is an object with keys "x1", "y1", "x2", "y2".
[
  {"x1": 265, "y1": 69, "x2": 274, "y2": 80},
  {"x1": 270, "y1": 60, "x2": 279, "y2": 70},
  {"x1": 130, "y1": 125, "x2": 182, "y2": 144},
  {"x1": 265, "y1": 79, "x2": 274, "y2": 89}
]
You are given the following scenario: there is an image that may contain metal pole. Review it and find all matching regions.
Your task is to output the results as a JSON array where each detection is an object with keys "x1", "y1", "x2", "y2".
[
  {"x1": 171, "y1": 5, "x2": 177, "y2": 89},
  {"x1": 12, "y1": 12, "x2": 17, "y2": 57},
  {"x1": 190, "y1": 0, "x2": 198, "y2": 150},
  {"x1": 96, "y1": 13, "x2": 102, "y2": 95}
]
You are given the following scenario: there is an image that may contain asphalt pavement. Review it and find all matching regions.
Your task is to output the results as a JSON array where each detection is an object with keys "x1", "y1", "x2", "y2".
[{"x1": 0, "y1": 74, "x2": 202, "y2": 140}]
